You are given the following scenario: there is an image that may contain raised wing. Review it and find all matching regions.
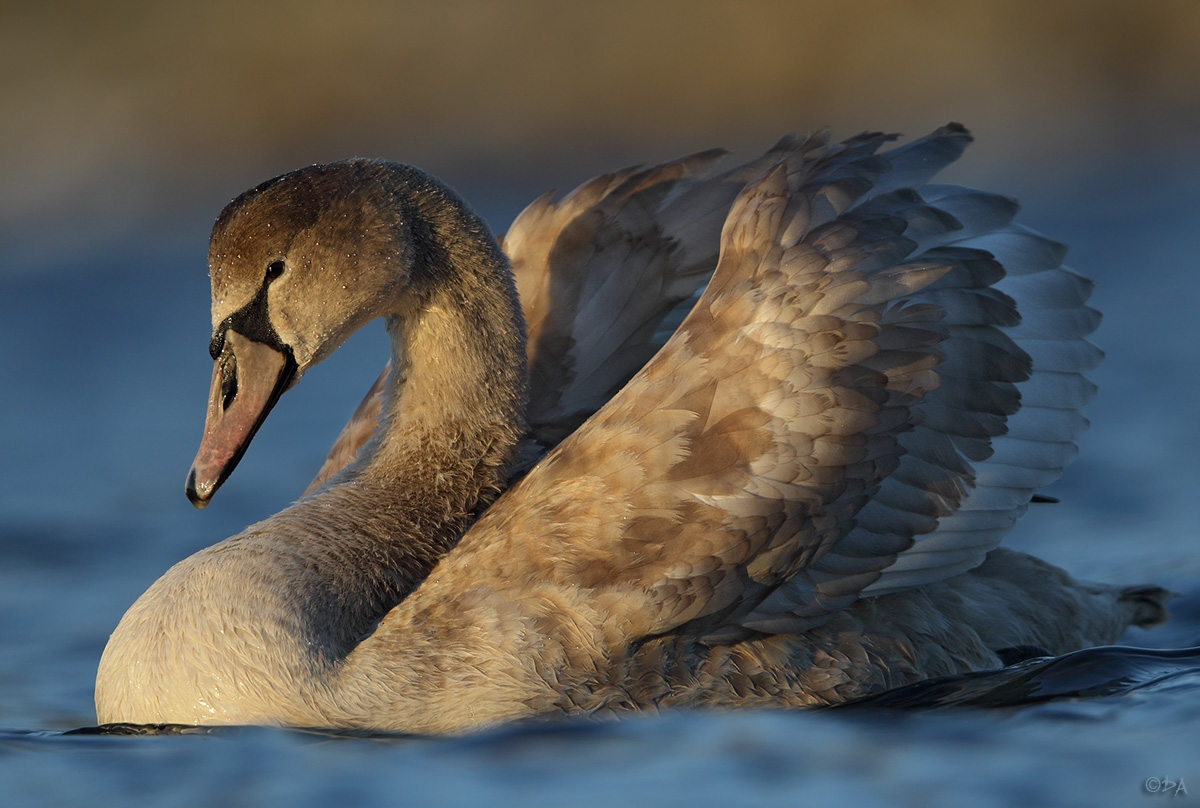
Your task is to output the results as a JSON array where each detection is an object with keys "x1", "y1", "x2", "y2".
[
  {"x1": 306, "y1": 140, "x2": 802, "y2": 491},
  {"x1": 416, "y1": 124, "x2": 1098, "y2": 649},
  {"x1": 508, "y1": 142, "x2": 803, "y2": 447}
]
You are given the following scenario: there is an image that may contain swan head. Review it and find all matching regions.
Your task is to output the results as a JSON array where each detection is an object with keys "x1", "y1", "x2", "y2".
[{"x1": 186, "y1": 159, "x2": 440, "y2": 508}]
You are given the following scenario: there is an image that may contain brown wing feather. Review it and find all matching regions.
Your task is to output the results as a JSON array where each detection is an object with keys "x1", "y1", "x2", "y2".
[
  {"x1": 407, "y1": 127, "x2": 993, "y2": 648},
  {"x1": 395, "y1": 123, "x2": 1097, "y2": 661}
]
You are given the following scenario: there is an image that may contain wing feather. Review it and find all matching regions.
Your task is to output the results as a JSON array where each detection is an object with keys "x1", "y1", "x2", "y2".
[
  {"x1": 421, "y1": 125, "x2": 1078, "y2": 648},
  {"x1": 393, "y1": 127, "x2": 1097, "y2": 659}
]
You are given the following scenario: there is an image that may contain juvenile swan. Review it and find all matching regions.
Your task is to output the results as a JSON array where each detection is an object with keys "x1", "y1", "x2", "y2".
[{"x1": 96, "y1": 126, "x2": 1168, "y2": 733}]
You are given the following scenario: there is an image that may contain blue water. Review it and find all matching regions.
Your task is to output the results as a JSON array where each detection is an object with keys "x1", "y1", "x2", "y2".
[{"x1": 2, "y1": 160, "x2": 1199, "y2": 806}]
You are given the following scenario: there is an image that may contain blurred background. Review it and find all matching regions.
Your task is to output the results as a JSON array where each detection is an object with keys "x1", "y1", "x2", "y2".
[
  {"x1": 2, "y1": 0, "x2": 1199, "y2": 733},
  {"x1": 4, "y1": 0, "x2": 1199, "y2": 263}
]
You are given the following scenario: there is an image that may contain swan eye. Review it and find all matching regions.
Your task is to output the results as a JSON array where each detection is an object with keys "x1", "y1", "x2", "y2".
[{"x1": 265, "y1": 260, "x2": 285, "y2": 282}]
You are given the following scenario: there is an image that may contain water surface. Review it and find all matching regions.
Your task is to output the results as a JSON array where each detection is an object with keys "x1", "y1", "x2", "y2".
[{"x1": 1, "y1": 163, "x2": 1198, "y2": 807}]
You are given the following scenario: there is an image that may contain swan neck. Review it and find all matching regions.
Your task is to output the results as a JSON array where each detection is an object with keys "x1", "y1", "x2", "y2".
[{"x1": 368, "y1": 194, "x2": 529, "y2": 500}]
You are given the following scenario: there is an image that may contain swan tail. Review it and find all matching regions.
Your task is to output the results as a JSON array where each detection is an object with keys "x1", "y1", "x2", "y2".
[{"x1": 1120, "y1": 584, "x2": 1175, "y2": 629}]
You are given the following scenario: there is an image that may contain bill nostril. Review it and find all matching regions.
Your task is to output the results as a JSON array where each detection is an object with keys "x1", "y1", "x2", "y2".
[{"x1": 220, "y1": 352, "x2": 238, "y2": 410}]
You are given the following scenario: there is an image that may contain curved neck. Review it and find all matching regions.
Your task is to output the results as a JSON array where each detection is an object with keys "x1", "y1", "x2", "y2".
[
  {"x1": 272, "y1": 189, "x2": 530, "y2": 660},
  {"x1": 357, "y1": 174, "x2": 529, "y2": 534}
]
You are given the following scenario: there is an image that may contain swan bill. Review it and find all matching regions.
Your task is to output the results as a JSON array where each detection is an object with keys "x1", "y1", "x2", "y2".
[{"x1": 185, "y1": 329, "x2": 297, "y2": 508}]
